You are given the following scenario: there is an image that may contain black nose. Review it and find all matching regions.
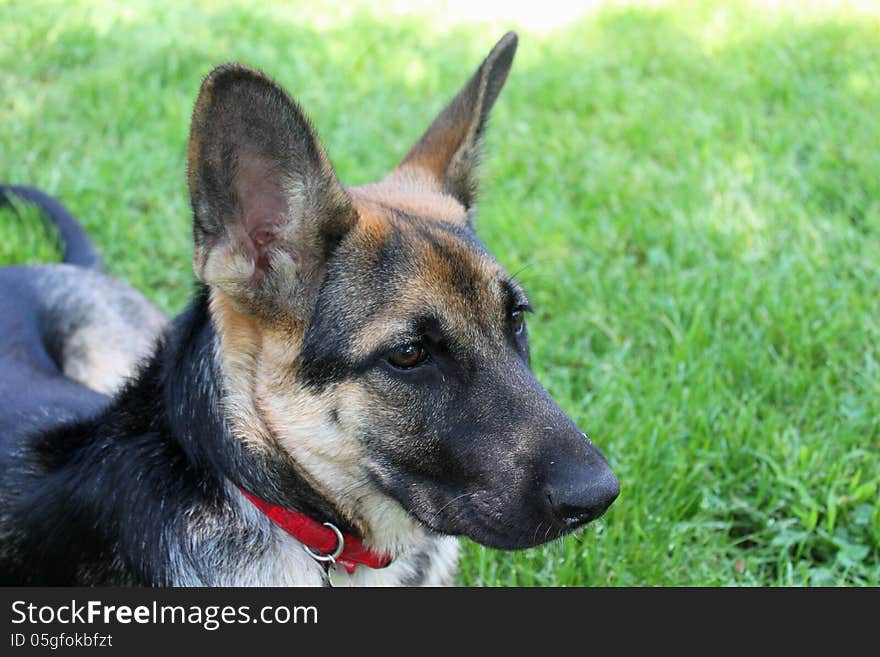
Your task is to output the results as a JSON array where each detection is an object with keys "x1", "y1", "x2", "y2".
[{"x1": 545, "y1": 467, "x2": 619, "y2": 527}]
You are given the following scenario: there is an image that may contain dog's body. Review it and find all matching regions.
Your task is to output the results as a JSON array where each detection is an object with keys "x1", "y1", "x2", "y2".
[{"x1": 0, "y1": 34, "x2": 618, "y2": 586}]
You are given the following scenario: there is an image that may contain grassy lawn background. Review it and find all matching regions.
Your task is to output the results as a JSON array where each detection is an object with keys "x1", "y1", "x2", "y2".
[{"x1": 2, "y1": 0, "x2": 878, "y2": 586}]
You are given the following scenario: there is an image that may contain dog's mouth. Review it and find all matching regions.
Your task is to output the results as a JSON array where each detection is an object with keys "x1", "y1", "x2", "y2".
[
  {"x1": 390, "y1": 482, "x2": 619, "y2": 551},
  {"x1": 414, "y1": 502, "x2": 594, "y2": 550}
]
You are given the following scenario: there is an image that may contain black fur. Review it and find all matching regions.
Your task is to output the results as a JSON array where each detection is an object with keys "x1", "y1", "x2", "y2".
[{"x1": 0, "y1": 280, "x2": 354, "y2": 584}]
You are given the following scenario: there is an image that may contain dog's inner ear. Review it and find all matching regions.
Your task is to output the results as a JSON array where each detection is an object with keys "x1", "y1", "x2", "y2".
[
  {"x1": 394, "y1": 31, "x2": 518, "y2": 212},
  {"x1": 187, "y1": 64, "x2": 356, "y2": 320}
]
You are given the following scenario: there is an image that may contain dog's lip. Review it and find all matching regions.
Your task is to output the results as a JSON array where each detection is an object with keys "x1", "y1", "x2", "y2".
[{"x1": 409, "y1": 492, "x2": 581, "y2": 551}]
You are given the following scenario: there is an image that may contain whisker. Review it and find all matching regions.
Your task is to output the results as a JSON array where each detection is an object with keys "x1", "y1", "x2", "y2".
[
  {"x1": 510, "y1": 261, "x2": 537, "y2": 281},
  {"x1": 428, "y1": 492, "x2": 476, "y2": 526},
  {"x1": 531, "y1": 521, "x2": 544, "y2": 545}
]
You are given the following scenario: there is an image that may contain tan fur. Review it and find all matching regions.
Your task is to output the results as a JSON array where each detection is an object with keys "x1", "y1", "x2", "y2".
[
  {"x1": 399, "y1": 95, "x2": 481, "y2": 185},
  {"x1": 34, "y1": 264, "x2": 168, "y2": 396},
  {"x1": 346, "y1": 198, "x2": 394, "y2": 243},
  {"x1": 63, "y1": 329, "x2": 156, "y2": 396},
  {"x1": 351, "y1": 169, "x2": 468, "y2": 225},
  {"x1": 209, "y1": 289, "x2": 276, "y2": 452},
  {"x1": 259, "y1": 379, "x2": 421, "y2": 555},
  {"x1": 350, "y1": 242, "x2": 507, "y2": 358}
]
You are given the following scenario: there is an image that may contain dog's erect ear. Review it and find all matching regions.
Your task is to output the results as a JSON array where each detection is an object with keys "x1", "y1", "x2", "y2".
[
  {"x1": 187, "y1": 63, "x2": 356, "y2": 320},
  {"x1": 396, "y1": 31, "x2": 517, "y2": 211}
]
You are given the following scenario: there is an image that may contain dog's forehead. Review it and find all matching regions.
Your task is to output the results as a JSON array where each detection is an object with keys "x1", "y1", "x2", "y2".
[
  {"x1": 325, "y1": 188, "x2": 513, "y2": 353},
  {"x1": 349, "y1": 169, "x2": 469, "y2": 226},
  {"x1": 346, "y1": 182, "x2": 500, "y2": 285}
]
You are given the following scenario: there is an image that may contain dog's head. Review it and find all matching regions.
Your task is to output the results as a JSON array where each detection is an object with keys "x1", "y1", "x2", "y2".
[{"x1": 186, "y1": 33, "x2": 618, "y2": 552}]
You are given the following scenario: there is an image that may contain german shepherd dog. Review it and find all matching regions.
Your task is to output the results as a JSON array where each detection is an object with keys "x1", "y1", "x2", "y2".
[{"x1": 0, "y1": 32, "x2": 618, "y2": 586}]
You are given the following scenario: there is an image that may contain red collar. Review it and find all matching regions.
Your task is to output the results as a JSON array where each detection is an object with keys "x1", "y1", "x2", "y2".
[{"x1": 239, "y1": 488, "x2": 392, "y2": 574}]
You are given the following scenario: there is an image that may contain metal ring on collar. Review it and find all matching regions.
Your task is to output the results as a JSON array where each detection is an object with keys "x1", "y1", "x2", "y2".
[{"x1": 303, "y1": 522, "x2": 345, "y2": 563}]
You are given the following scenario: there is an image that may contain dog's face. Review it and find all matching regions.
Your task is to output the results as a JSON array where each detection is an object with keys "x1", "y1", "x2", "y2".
[{"x1": 187, "y1": 33, "x2": 618, "y2": 552}]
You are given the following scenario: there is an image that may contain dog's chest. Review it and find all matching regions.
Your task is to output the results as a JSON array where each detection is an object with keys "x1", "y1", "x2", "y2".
[
  {"x1": 219, "y1": 531, "x2": 461, "y2": 587},
  {"x1": 326, "y1": 536, "x2": 460, "y2": 587}
]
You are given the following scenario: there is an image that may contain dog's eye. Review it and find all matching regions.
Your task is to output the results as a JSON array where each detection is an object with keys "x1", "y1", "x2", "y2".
[
  {"x1": 387, "y1": 342, "x2": 428, "y2": 369},
  {"x1": 511, "y1": 309, "x2": 526, "y2": 335}
]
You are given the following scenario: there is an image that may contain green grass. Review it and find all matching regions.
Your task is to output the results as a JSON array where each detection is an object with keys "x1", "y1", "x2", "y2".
[{"x1": 2, "y1": 0, "x2": 878, "y2": 586}]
